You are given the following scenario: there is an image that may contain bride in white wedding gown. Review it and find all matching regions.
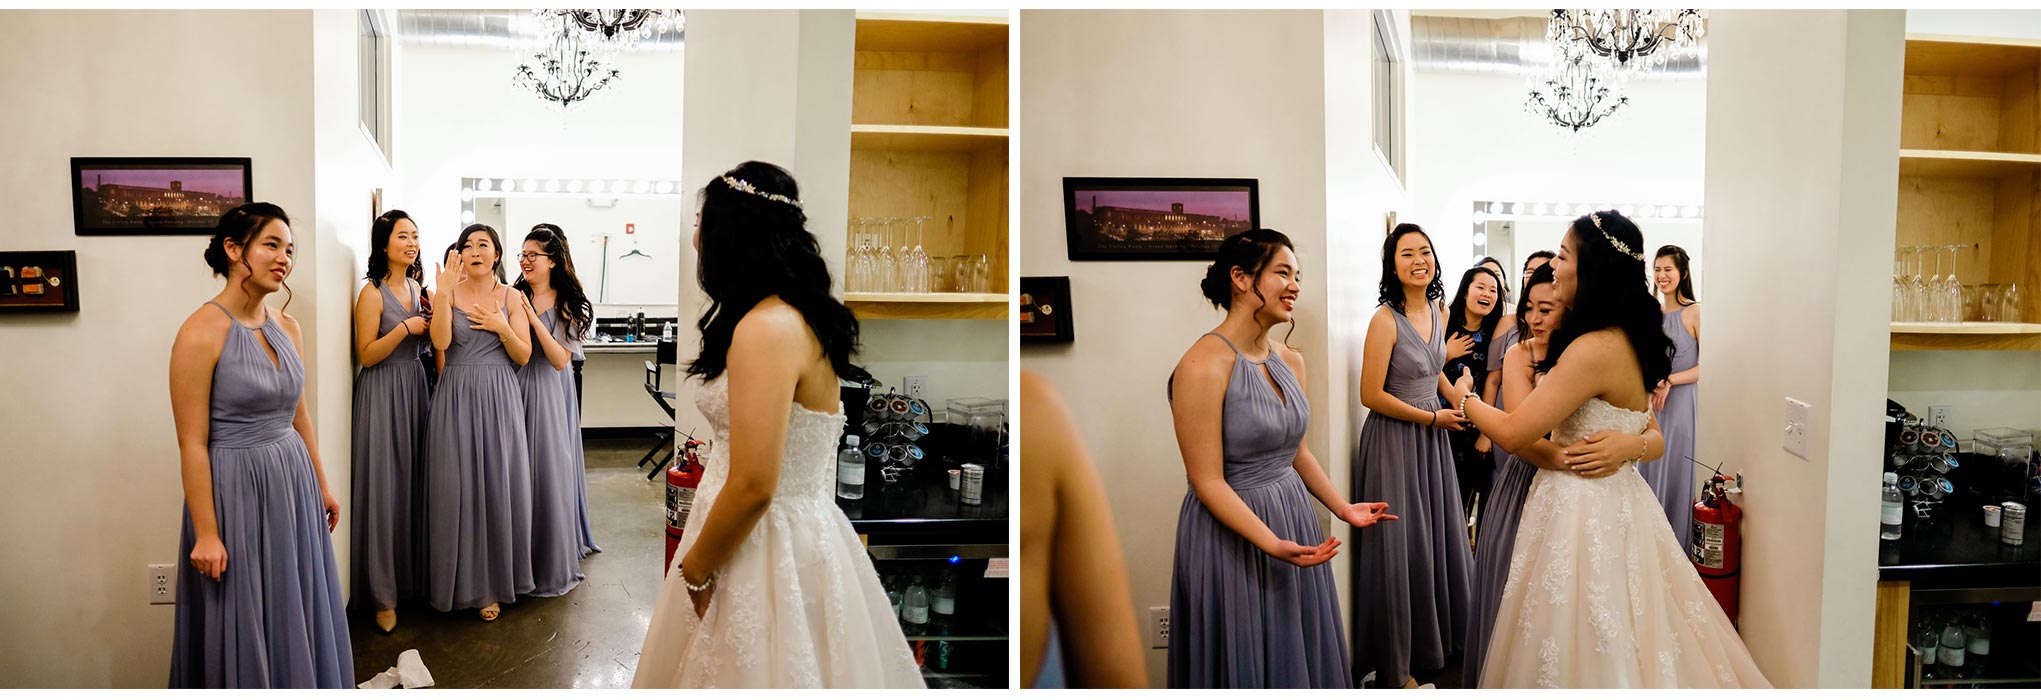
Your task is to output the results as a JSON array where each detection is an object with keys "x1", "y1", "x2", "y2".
[
  {"x1": 633, "y1": 163, "x2": 921, "y2": 688},
  {"x1": 1445, "y1": 211, "x2": 1770, "y2": 689}
]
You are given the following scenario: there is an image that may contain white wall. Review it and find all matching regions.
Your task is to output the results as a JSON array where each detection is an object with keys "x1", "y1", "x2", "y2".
[
  {"x1": 1907, "y1": 10, "x2": 2041, "y2": 40},
  {"x1": 314, "y1": 8, "x2": 400, "y2": 611},
  {"x1": 391, "y1": 44, "x2": 684, "y2": 289},
  {"x1": 0, "y1": 10, "x2": 328, "y2": 688},
  {"x1": 1019, "y1": 9, "x2": 1405, "y2": 687},
  {"x1": 497, "y1": 195, "x2": 686, "y2": 307},
  {"x1": 675, "y1": 9, "x2": 855, "y2": 441},
  {"x1": 1408, "y1": 71, "x2": 1708, "y2": 283},
  {"x1": 1889, "y1": 351, "x2": 2041, "y2": 439},
  {"x1": 1699, "y1": 9, "x2": 1904, "y2": 688}
]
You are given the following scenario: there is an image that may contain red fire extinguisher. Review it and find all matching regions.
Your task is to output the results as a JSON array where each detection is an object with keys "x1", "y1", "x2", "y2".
[
  {"x1": 665, "y1": 437, "x2": 706, "y2": 571},
  {"x1": 1690, "y1": 470, "x2": 1742, "y2": 624}
]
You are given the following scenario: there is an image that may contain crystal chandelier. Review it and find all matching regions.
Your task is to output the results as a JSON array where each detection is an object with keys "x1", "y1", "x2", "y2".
[
  {"x1": 512, "y1": 20, "x2": 622, "y2": 109},
  {"x1": 1525, "y1": 45, "x2": 1628, "y2": 133},
  {"x1": 1548, "y1": 9, "x2": 1706, "y2": 77},
  {"x1": 537, "y1": 9, "x2": 684, "y2": 50}
]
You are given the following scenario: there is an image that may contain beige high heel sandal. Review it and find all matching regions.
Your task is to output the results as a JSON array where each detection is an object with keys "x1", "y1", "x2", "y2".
[
  {"x1": 375, "y1": 610, "x2": 397, "y2": 633},
  {"x1": 479, "y1": 603, "x2": 500, "y2": 622}
]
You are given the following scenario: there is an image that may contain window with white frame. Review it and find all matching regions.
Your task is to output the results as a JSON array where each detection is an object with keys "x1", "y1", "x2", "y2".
[
  {"x1": 1371, "y1": 10, "x2": 1402, "y2": 181},
  {"x1": 359, "y1": 10, "x2": 391, "y2": 161}
]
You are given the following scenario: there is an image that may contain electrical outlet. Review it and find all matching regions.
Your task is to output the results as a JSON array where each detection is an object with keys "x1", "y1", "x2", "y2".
[
  {"x1": 904, "y1": 375, "x2": 927, "y2": 400},
  {"x1": 1783, "y1": 397, "x2": 1812, "y2": 460},
  {"x1": 147, "y1": 564, "x2": 175, "y2": 605},
  {"x1": 1930, "y1": 405, "x2": 1952, "y2": 428},
  {"x1": 1148, "y1": 606, "x2": 1170, "y2": 649}
]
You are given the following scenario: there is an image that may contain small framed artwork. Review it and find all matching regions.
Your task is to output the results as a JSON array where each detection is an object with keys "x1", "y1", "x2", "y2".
[
  {"x1": 71, "y1": 157, "x2": 252, "y2": 236},
  {"x1": 1020, "y1": 276, "x2": 1075, "y2": 344},
  {"x1": 1063, "y1": 177, "x2": 1259, "y2": 261},
  {"x1": 0, "y1": 250, "x2": 81, "y2": 314}
]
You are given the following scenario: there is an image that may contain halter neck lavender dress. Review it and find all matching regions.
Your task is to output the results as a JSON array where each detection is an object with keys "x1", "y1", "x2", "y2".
[
  {"x1": 351, "y1": 279, "x2": 429, "y2": 613},
  {"x1": 170, "y1": 303, "x2": 352, "y2": 688}
]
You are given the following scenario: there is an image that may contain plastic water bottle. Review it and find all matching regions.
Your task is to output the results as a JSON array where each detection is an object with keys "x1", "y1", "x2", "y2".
[
  {"x1": 1881, "y1": 472, "x2": 1904, "y2": 541},
  {"x1": 902, "y1": 575, "x2": 930, "y2": 634},
  {"x1": 837, "y1": 435, "x2": 866, "y2": 500},
  {"x1": 885, "y1": 575, "x2": 902, "y2": 618},
  {"x1": 1938, "y1": 616, "x2": 1967, "y2": 676},
  {"x1": 932, "y1": 568, "x2": 958, "y2": 622}
]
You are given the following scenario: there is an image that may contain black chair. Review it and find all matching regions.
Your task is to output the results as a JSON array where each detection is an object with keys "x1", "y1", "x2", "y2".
[{"x1": 640, "y1": 338, "x2": 679, "y2": 479}]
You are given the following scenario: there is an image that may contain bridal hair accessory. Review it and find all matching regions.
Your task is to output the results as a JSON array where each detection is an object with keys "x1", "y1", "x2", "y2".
[
  {"x1": 1589, "y1": 212, "x2": 1645, "y2": 262},
  {"x1": 720, "y1": 175, "x2": 803, "y2": 210}
]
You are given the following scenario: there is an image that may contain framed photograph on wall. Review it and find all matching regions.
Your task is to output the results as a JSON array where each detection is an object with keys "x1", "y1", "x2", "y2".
[
  {"x1": 71, "y1": 157, "x2": 252, "y2": 236},
  {"x1": 0, "y1": 250, "x2": 81, "y2": 314},
  {"x1": 1020, "y1": 276, "x2": 1075, "y2": 344},
  {"x1": 1062, "y1": 177, "x2": 1259, "y2": 261}
]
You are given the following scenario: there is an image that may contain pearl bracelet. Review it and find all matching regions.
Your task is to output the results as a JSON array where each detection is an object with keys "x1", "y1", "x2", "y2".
[{"x1": 678, "y1": 566, "x2": 715, "y2": 593}]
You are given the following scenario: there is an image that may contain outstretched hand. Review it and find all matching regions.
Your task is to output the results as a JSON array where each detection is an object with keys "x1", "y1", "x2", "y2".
[
  {"x1": 1339, "y1": 501, "x2": 1399, "y2": 529},
  {"x1": 1266, "y1": 536, "x2": 1341, "y2": 568}
]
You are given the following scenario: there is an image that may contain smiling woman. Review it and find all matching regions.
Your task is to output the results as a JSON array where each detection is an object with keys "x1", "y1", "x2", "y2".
[
  {"x1": 1443, "y1": 265, "x2": 1505, "y2": 511},
  {"x1": 169, "y1": 203, "x2": 353, "y2": 687},
  {"x1": 350, "y1": 210, "x2": 432, "y2": 633}
]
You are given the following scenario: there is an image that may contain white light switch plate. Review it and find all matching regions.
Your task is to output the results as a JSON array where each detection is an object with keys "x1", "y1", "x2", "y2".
[
  {"x1": 1783, "y1": 397, "x2": 1812, "y2": 460},
  {"x1": 1148, "y1": 606, "x2": 1170, "y2": 649}
]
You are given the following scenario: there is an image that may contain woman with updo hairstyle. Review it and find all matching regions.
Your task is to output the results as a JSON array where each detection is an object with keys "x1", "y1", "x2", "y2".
[
  {"x1": 1352, "y1": 222, "x2": 1473, "y2": 689},
  {"x1": 1164, "y1": 228, "x2": 1396, "y2": 688},
  {"x1": 168, "y1": 203, "x2": 353, "y2": 687}
]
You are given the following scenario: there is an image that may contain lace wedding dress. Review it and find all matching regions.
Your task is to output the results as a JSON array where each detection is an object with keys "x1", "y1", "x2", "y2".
[
  {"x1": 1480, "y1": 398, "x2": 1771, "y2": 688},
  {"x1": 632, "y1": 376, "x2": 923, "y2": 688}
]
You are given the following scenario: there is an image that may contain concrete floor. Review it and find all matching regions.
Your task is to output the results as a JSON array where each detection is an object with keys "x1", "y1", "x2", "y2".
[{"x1": 349, "y1": 436, "x2": 666, "y2": 689}]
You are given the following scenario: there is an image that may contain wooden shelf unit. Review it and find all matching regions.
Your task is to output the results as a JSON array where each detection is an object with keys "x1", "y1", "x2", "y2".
[
  {"x1": 1892, "y1": 35, "x2": 2041, "y2": 344},
  {"x1": 844, "y1": 293, "x2": 1008, "y2": 321},
  {"x1": 1890, "y1": 322, "x2": 2041, "y2": 350},
  {"x1": 846, "y1": 13, "x2": 1010, "y2": 320}
]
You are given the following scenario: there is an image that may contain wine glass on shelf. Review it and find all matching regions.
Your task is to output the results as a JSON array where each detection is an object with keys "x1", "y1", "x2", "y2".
[
  {"x1": 1907, "y1": 246, "x2": 1929, "y2": 324},
  {"x1": 911, "y1": 216, "x2": 932, "y2": 294},
  {"x1": 971, "y1": 253, "x2": 993, "y2": 294},
  {"x1": 2003, "y1": 281, "x2": 2023, "y2": 324},
  {"x1": 1943, "y1": 244, "x2": 1970, "y2": 325},
  {"x1": 876, "y1": 217, "x2": 899, "y2": 293},
  {"x1": 1923, "y1": 245, "x2": 1947, "y2": 323},
  {"x1": 848, "y1": 218, "x2": 867, "y2": 292},
  {"x1": 1892, "y1": 247, "x2": 1911, "y2": 324},
  {"x1": 891, "y1": 217, "x2": 913, "y2": 294}
]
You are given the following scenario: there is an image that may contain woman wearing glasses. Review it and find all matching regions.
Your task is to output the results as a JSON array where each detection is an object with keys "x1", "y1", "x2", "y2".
[{"x1": 515, "y1": 223, "x2": 601, "y2": 597}]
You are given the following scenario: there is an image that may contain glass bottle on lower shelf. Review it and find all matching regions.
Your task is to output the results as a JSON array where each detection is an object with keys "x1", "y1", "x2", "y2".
[
  {"x1": 901, "y1": 575, "x2": 930, "y2": 635},
  {"x1": 932, "y1": 568, "x2": 958, "y2": 625},
  {"x1": 885, "y1": 574, "x2": 902, "y2": 619}
]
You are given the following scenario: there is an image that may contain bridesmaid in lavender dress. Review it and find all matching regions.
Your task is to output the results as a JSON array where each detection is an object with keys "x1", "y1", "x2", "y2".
[
  {"x1": 1351, "y1": 223, "x2": 1471, "y2": 689},
  {"x1": 515, "y1": 224, "x2": 600, "y2": 597},
  {"x1": 425, "y1": 224, "x2": 536, "y2": 620},
  {"x1": 1641, "y1": 244, "x2": 1702, "y2": 547},
  {"x1": 169, "y1": 203, "x2": 352, "y2": 688},
  {"x1": 350, "y1": 210, "x2": 430, "y2": 633},
  {"x1": 1167, "y1": 229, "x2": 1395, "y2": 689}
]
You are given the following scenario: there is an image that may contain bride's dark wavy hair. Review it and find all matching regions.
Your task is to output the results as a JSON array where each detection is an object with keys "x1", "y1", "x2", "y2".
[
  {"x1": 1537, "y1": 210, "x2": 1673, "y2": 393},
  {"x1": 686, "y1": 161, "x2": 860, "y2": 382}
]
